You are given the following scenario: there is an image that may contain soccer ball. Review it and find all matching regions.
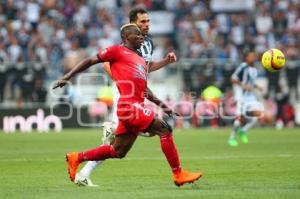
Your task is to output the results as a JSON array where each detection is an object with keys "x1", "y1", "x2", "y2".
[{"x1": 261, "y1": 48, "x2": 285, "y2": 72}]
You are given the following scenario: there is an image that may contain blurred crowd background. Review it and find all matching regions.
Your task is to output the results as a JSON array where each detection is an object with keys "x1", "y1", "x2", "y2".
[{"x1": 0, "y1": 0, "x2": 299, "y2": 128}]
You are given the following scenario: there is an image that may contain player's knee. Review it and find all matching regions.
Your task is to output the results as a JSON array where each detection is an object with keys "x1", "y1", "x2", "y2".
[
  {"x1": 237, "y1": 116, "x2": 246, "y2": 124},
  {"x1": 249, "y1": 110, "x2": 263, "y2": 118},
  {"x1": 161, "y1": 119, "x2": 173, "y2": 133},
  {"x1": 115, "y1": 150, "x2": 128, "y2": 159}
]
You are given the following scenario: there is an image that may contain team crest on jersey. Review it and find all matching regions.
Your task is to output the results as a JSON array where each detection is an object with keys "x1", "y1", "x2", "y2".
[
  {"x1": 100, "y1": 49, "x2": 107, "y2": 55},
  {"x1": 138, "y1": 64, "x2": 144, "y2": 72},
  {"x1": 134, "y1": 63, "x2": 146, "y2": 80}
]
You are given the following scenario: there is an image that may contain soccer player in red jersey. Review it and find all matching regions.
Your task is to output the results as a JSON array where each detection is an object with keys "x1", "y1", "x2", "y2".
[
  {"x1": 53, "y1": 24, "x2": 202, "y2": 187},
  {"x1": 75, "y1": 7, "x2": 178, "y2": 187}
]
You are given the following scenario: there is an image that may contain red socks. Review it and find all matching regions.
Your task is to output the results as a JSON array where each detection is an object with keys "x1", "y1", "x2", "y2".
[
  {"x1": 160, "y1": 133, "x2": 181, "y2": 174},
  {"x1": 79, "y1": 145, "x2": 117, "y2": 162},
  {"x1": 77, "y1": 133, "x2": 181, "y2": 175}
]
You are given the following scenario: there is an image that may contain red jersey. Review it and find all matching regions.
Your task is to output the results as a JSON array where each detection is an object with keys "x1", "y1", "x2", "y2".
[{"x1": 98, "y1": 45, "x2": 147, "y2": 104}]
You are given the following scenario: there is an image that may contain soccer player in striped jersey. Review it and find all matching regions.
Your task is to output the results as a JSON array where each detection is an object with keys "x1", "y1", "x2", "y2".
[
  {"x1": 75, "y1": 7, "x2": 178, "y2": 186},
  {"x1": 228, "y1": 52, "x2": 264, "y2": 147}
]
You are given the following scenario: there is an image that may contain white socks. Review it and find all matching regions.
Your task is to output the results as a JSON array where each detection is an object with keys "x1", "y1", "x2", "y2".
[
  {"x1": 241, "y1": 117, "x2": 258, "y2": 132},
  {"x1": 230, "y1": 119, "x2": 241, "y2": 139},
  {"x1": 78, "y1": 161, "x2": 103, "y2": 177}
]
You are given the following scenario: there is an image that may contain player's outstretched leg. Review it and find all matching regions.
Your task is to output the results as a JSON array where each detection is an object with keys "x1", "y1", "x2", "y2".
[
  {"x1": 66, "y1": 144, "x2": 117, "y2": 182},
  {"x1": 147, "y1": 119, "x2": 203, "y2": 186},
  {"x1": 66, "y1": 133, "x2": 136, "y2": 183},
  {"x1": 239, "y1": 117, "x2": 258, "y2": 144},
  {"x1": 75, "y1": 122, "x2": 115, "y2": 187}
]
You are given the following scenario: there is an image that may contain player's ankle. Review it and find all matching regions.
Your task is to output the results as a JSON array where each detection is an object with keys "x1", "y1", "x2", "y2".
[
  {"x1": 78, "y1": 152, "x2": 85, "y2": 162},
  {"x1": 173, "y1": 167, "x2": 182, "y2": 175}
]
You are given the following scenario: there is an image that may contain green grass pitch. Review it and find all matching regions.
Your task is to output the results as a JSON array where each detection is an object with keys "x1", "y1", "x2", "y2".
[{"x1": 0, "y1": 128, "x2": 299, "y2": 199}]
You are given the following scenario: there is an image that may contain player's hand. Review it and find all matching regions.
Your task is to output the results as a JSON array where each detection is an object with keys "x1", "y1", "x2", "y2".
[
  {"x1": 242, "y1": 84, "x2": 253, "y2": 91},
  {"x1": 164, "y1": 108, "x2": 180, "y2": 117},
  {"x1": 52, "y1": 79, "x2": 68, "y2": 89},
  {"x1": 256, "y1": 85, "x2": 264, "y2": 92},
  {"x1": 166, "y1": 52, "x2": 177, "y2": 63},
  {"x1": 171, "y1": 111, "x2": 181, "y2": 117}
]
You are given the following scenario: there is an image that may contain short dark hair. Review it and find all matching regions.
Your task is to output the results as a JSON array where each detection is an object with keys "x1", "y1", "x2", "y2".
[{"x1": 129, "y1": 7, "x2": 148, "y2": 23}]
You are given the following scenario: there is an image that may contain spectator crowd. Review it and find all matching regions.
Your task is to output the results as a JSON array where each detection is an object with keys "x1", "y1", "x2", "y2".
[{"x1": 0, "y1": 0, "x2": 299, "y2": 128}]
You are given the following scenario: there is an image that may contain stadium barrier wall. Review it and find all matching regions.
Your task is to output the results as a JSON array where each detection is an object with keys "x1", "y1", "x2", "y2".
[{"x1": 0, "y1": 106, "x2": 93, "y2": 133}]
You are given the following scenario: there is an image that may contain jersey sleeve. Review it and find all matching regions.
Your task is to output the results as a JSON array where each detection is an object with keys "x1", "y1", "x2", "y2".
[
  {"x1": 231, "y1": 63, "x2": 246, "y2": 81},
  {"x1": 97, "y1": 46, "x2": 119, "y2": 62}
]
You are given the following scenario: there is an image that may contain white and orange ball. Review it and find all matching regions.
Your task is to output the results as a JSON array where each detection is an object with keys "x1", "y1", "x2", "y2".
[{"x1": 261, "y1": 48, "x2": 285, "y2": 72}]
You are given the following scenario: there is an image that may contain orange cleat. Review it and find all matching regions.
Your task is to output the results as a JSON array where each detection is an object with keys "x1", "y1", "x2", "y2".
[
  {"x1": 66, "y1": 152, "x2": 80, "y2": 182},
  {"x1": 173, "y1": 169, "x2": 203, "y2": 187}
]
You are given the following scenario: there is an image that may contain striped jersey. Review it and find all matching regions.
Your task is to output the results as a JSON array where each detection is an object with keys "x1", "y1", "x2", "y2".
[
  {"x1": 231, "y1": 62, "x2": 258, "y2": 99},
  {"x1": 137, "y1": 36, "x2": 154, "y2": 68}
]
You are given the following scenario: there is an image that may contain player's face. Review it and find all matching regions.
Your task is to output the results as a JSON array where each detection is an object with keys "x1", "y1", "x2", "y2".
[
  {"x1": 246, "y1": 52, "x2": 257, "y2": 65},
  {"x1": 135, "y1": 13, "x2": 150, "y2": 36},
  {"x1": 127, "y1": 28, "x2": 144, "y2": 49}
]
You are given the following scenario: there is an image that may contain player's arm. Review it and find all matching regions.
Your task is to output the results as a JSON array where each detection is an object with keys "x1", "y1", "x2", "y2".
[
  {"x1": 230, "y1": 76, "x2": 242, "y2": 85},
  {"x1": 102, "y1": 62, "x2": 112, "y2": 79},
  {"x1": 53, "y1": 55, "x2": 101, "y2": 89},
  {"x1": 148, "y1": 52, "x2": 177, "y2": 72},
  {"x1": 253, "y1": 84, "x2": 263, "y2": 92},
  {"x1": 231, "y1": 76, "x2": 253, "y2": 91},
  {"x1": 145, "y1": 87, "x2": 179, "y2": 116}
]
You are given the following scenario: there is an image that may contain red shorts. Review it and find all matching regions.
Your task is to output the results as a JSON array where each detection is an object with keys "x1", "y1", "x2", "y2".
[{"x1": 115, "y1": 102, "x2": 155, "y2": 136}]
